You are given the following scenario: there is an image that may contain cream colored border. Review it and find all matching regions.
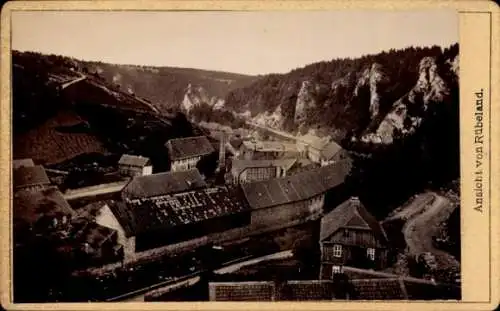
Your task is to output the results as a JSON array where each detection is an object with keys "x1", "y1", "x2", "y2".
[{"x1": 1, "y1": 1, "x2": 499, "y2": 310}]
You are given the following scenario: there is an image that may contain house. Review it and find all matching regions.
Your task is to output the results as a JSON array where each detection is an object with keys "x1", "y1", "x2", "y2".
[
  {"x1": 239, "y1": 140, "x2": 300, "y2": 160},
  {"x1": 296, "y1": 134, "x2": 344, "y2": 166},
  {"x1": 121, "y1": 169, "x2": 207, "y2": 200},
  {"x1": 241, "y1": 160, "x2": 352, "y2": 230},
  {"x1": 74, "y1": 200, "x2": 136, "y2": 261},
  {"x1": 13, "y1": 165, "x2": 50, "y2": 192},
  {"x1": 208, "y1": 278, "x2": 460, "y2": 301},
  {"x1": 13, "y1": 158, "x2": 35, "y2": 170},
  {"x1": 166, "y1": 136, "x2": 215, "y2": 172},
  {"x1": 13, "y1": 186, "x2": 75, "y2": 243},
  {"x1": 319, "y1": 197, "x2": 389, "y2": 279},
  {"x1": 318, "y1": 141, "x2": 346, "y2": 167},
  {"x1": 98, "y1": 186, "x2": 250, "y2": 259},
  {"x1": 230, "y1": 158, "x2": 296, "y2": 184},
  {"x1": 118, "y1": 154, "x2": 152, "y2": 177}
]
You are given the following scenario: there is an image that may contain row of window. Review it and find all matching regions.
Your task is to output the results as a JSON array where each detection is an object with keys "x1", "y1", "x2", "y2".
[{"x1": 331, "y1": 244, "x2": 376, "y2": 260}]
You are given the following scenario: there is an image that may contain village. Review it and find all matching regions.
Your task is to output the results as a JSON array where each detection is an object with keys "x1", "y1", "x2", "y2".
[{"x1": 13, "y1": 118, "x2": 460, "y2": 302}]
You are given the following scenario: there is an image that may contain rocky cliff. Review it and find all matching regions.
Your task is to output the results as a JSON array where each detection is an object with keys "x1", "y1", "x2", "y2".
[
  {"x1": 360, "y1": 56, "x2": 454, "y2": 144},
  {"x1": 223, "y1": 43, "x2": 459, "y2": 146},
  {"x1": 181, "y1": 83, "x2": 226, "y2": 114}
]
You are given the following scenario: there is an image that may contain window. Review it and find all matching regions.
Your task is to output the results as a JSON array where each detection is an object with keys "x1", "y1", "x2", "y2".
[
  {"x1": 367, "y1": 248, "x2": 375, "y2": 260},
  {"x1": 333, "y1": 244, "x2": 342, "y2": 257},
  {"x1": 331, "y1": 265, "x2": 342, "y2": 276}
]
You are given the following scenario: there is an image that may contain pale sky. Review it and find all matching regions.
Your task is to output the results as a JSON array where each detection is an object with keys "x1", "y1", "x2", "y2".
[{"x1": 11, "y1": 10, "x2": 458, "y2": 75}]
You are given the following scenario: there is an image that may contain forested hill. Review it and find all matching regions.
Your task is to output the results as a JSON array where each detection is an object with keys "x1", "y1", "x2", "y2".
[
  {"x1": 223, "y1": 44, "x2": 459, "y2": 142},
  {"x1": 12, "y1": 50, "x2": 257, "y2": 112}
]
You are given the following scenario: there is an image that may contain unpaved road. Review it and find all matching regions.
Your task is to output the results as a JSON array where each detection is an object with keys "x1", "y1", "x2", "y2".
[
  {"x1": 402, "y1": 192, "x2": 459, "y2": 269},
  {"x1": 64, "y1": 181, "x2": 128, "y2": 200}
]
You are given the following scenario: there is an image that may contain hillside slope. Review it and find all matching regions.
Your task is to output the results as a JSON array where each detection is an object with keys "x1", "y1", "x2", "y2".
[
  {"x1": 222, "y1": 44, "x2": 459, "y2": 143},
  {"x1": 13, "y1": 51, "x2": 257, "y2": 113},
  {"x1": 12, "y1": 51, "x2": 202, "y2": 173}
]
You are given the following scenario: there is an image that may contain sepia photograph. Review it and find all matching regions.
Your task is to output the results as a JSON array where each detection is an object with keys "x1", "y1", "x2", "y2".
[{"x1": 3, "y1": 3, "x2": 495, "y2": 307}]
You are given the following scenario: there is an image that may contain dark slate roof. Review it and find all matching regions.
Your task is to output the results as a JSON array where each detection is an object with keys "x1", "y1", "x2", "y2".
[
  {"x1": 166, "y1": 136, "x2": 215, "y2": 161},
  {"x1": 208, "y1": 278, "x2": 460, "y2": 301},
  {"x1": 349, "y1": 278, "x2": 406, "y2": 300},
  {"x1": 13, "y1": 165, "x2": 50, "y2": 189},
  {"x1": 115, "y1": 186, "x2": 249, "y2": 236},
  {"x1": 231, "y1": 158, "x2": 297, "y2": 176},
  {"x1": 13, "y1": 158, "x2": 35, "y2": 170},
  {"x1": 209, "y1": 282, "x2": 274, "y2": 301},
  {"x1": 320, "y1": 197, "x2": 388, "y2": 245},
  {"x1": 118, "y1": 154, "x2": 150, "y2": 167},
  {"x1": 14, "y1": 186, "x2": 75, "y2": 227},
  {"x1": 241, "y1": 159, "x2": 352, "y2": 210},
  {"x1": 122, "y1": 169, "x2": 206, "y2": 200}
]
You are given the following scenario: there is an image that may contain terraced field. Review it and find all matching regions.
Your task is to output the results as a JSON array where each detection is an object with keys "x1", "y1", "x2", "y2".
[{"x1": 14, "y1": 110, "x2": 109, "y2": 165}]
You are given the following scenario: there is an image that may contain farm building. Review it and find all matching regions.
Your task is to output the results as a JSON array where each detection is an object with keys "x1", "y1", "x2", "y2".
[
  {"x1": 121, "y1": 169, "x2": 207, "y2": 200},
  {"x1": 239, "y1": 140, "x2": 301, "y2": 161},
  {"x1": 240, "y1": 161, "x2": 352, "y2": 231},
  {"x1": 13, "y1": 165, "x2": 50, "y2": 192},
  {"x1": 118, "y1": 154, "x2": 152, "y2": 177},
  {"x1": 67, "y1": 216, "x2": 123, "y2": 266},
  {"x1": 208, "y1": 278, "x2": 460, "y2": 301},
  {"x1": 296, "y1": 134, "x2": 345, "y2": 165},
  {"x1": 96, "y1": 185, "x2": 250, "y2": 259},
  {"x1": 13, "y1": 158, "x2": 35, "y2": 170},
  {"x1": 230, "y1": 158, "x2": 296, "y2": 184},
  {"x1": 319, "y1": 197, "x2": 389, "y2": 278},
  {"x1": 166, "y1": 136, "x2": 215, "y2": 172}
]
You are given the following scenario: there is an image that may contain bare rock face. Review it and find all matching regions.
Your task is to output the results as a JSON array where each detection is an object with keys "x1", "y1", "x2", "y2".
[
  {"x1": 363, "y1": 56, "x2": 453, "y2": 144},
  {"x1": 354, "y1": 63, "x2": 388, "y2": 119},
  {"x1": 253, "y1": 104, "x2": 285, "y2": 129},
  {"x1": 331, "y1": 72, "x2": 352, "y2": 91},
  {"x1": 294, "y1": 80, "x2": 316, "y2": 124},
  {"x1": 447, "y1": 55, "x2": 459, "y2": 77},
  {"x1": 182, "y1": 83, "x2": 224, "y2": 114}
]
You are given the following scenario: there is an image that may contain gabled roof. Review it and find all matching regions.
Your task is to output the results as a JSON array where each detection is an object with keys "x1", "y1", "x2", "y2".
[
  {"x1": 118, "y1": 154, "x2": 150, "y2": 167},
  {"x1": 111, "y1": 186, "x2": 249, "y2": 237},
  {"x1": 166, "y1": 136, "x2": 215, "y2": 161},
  {"x1": 208, "y1": 278, "x2": 460, "y2": 301},
  {"x1": 231, "y1": 158, "x2": 297, "y2": 176},
  {"x1": 14, "y1": 186, "x2": 75, "y2": 227},
  {"x1": 122, "y1": 169, "x2": 206, "y2": 200},
  {"x1": 14, "y1": 165, "x2": 50, "y2": 189},
  {"x1": 13, "y1": 158, "x2": 35, "y2": 170},
  {"x1": 241, "y1": 159, "x2": 352, "y2": 210},
  {"x1": 320, "y1": 197, "x2": 388, "y2": 245}
]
